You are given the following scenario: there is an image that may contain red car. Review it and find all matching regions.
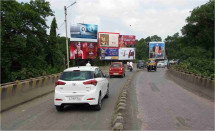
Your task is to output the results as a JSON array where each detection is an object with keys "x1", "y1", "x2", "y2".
[{"x1": 109, "y1": 62, "x2": 125, "y2": 78}]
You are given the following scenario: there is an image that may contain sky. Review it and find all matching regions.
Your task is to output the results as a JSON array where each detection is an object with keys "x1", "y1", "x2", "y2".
[{"x1": 18, "y1": 0, "x2": 209, "y2": 40}]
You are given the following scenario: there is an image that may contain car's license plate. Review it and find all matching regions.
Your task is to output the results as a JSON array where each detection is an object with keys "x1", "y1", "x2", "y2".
[
  {"x1": 67, "y1": 96, "x2": 81, "y2": 101},
  {"x1": 113, "y1": 73, "x2": 118, "y2": 75}
]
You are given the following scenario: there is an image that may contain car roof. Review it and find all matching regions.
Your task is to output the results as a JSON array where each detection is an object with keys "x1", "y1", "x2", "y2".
[
  {"x1": 111, "y1": 62, "x2": 122, "y2": 64},
  {"x1": 63, "y1": 66, "x2": 99, "y2": 72}
]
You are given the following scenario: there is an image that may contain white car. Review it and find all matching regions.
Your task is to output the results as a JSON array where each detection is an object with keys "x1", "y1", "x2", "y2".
[
  {"x1": 54, "y1": 66, "x2": 109, "y2": 111},
  {"x1": 157, "y1": 61, "x2": 165, "y2": 68}
]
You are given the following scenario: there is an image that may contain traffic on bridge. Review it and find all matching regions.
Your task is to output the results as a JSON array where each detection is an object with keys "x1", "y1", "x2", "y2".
[{"x1": 1, "y1": 0, "x2": 214, "y2": 131}]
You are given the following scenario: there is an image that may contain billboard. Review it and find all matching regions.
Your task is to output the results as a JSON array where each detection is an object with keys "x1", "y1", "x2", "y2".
[
  {"x1": 149, "y1": 42, "x2": 165, "y2": 59},
  {"x1": 100, "y1": 48, "x2": 119, "y2": 60},
  {"x1": 70, "y1": 42, "x2": 97, "y2": 59},
  {"x1": 70, "y1": 23, "x2": 98, "y2": 42},
  {"x1": 118, "y1": 48, "x2": 135, "y2": 60},
  {"x1": 119, "y1": 35, "x2": 136, "y2": 48},
  {"x1": 98, "y1": 32, "x2": 120, "y2": 48}
]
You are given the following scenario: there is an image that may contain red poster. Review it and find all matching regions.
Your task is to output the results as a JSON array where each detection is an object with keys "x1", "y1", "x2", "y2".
[
  {"x1": 70, "y1": 42, "x2": 97, "y2": 59},
  {"x1": 120, "y1": 35, "x2": 136, "y2": 47}
]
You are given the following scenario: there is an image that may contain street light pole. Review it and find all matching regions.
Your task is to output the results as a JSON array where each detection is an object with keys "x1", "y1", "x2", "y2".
[{"x1": 64, "y1": 1, "x2": 76, "y2": 68}]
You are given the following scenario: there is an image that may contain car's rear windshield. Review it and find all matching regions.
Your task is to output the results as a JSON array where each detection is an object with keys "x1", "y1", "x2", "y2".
[
  {"x1": 148, "y1": 60, "x2": 154, "y2": 63},
  {"x1": 111, "y1": 63, "x2": 121, "y2": 68},
  {"x1": 60, "y1": 71, "x2": 94, "y2": 81}
]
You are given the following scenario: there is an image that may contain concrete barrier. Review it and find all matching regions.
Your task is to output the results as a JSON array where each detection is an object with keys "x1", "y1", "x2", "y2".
[
  {"x1": 0, "y1": 66, "x2": 109, "y2": 112},
  {"x1": 166, "y1": 69, "x2": 214, "y2": 100},
  {"x1": 0, "y1": 73, "x2": 62, "y2": 112},
  {"x1": 111, "y1": 74, "x2": 134, "y2": 131}
]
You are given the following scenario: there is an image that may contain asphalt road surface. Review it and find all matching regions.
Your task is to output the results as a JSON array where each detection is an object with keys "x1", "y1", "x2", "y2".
[
  {"x1": 125, "y1": 68, "x2": 214, "y2": 130},
  {"x1": 1, "y1": 69, "x2": 133, "y2": 130}
]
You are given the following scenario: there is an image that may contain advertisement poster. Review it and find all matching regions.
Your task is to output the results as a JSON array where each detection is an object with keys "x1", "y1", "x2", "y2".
[
  {"x1": 70, "y1": 23, "x2": 98, "y2": 42},
  {"x1": 98, "y1": 32, "x2": 119, "y2": 48},
  {"x1": 118, "y1": 48, "x2": 135, "y2": 60},
  {"x1": 149, "y1": 42, "x2": 165, "y2": 59},
  {"x1": 70, "y1": 42, "x2": 97, "y2": 59},
  {"x1": 100, "y1": 48, "x2": 119, "y2": 60},
  {"x1": 119, "y1": 35, "x2": 136, "y2": 48}
]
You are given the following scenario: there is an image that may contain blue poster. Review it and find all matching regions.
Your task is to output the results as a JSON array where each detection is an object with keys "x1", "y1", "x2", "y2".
[
  {"x1": 70, "y1": 23, "x2": 98, "y2": 42},
  {"x1": 100, "y1": 48, "x2": 119, "y2": 60}
]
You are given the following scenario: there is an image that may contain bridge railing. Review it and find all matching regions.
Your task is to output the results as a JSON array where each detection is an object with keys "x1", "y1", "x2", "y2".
[{"x1": 0, "y1": 66, "x2": 109, "y2": 112}]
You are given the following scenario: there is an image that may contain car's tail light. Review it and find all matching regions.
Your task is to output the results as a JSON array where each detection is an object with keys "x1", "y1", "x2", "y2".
[
  {"x1": 83, "y1": 80, "x2": 97, "y2": 86},
  {"x1": 55, "y1": 81, "x2": 66, "y2": 86},
  {"x1": 87, "y1": 98, "x2": 95, "y2": 100},
  {"x1": 55, "y1": 98, "x2": 63, "y2": 101},
  {"x1": 121, "y1": 68, "x2": 123, "y2": 70}
]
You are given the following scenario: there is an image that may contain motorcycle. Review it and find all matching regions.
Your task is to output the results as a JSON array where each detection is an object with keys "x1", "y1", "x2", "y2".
[{"x1": 128, "y1": 65, "x2": 133, "y2": 72}]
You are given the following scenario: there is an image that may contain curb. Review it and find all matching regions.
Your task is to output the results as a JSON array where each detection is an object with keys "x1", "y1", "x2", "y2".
[{"x1": 111, "y1": 74, "x2": 134, "y2": 131}]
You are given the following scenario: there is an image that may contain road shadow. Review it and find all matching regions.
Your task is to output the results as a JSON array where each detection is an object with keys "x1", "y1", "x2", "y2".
[{"x1": 61, "y1": 98, "x2": 108, "y2": 112}]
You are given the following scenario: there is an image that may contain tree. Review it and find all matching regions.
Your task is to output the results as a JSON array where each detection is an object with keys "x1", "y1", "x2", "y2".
[
  {"x1": 165, "y1": 0, "x2": 214, "y2": 77},
  {"x1": 1, "y1": 0, "x2": 54, "y2": 82},
  {"x1": 150, "y1": 35, "x2": 162, "y2": 42}
]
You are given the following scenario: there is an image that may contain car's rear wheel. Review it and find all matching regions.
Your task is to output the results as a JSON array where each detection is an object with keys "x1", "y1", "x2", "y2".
[
  {"x1": 94, "y1": 94, "x2": 102, "y2": 111},
  {"x1": 56, "y1": 105, "x2": 64, "y2": 112}
]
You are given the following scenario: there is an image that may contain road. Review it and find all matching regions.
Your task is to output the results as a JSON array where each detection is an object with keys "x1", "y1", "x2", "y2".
[
  {"x1": 1, "y1": 70, "x2": 133, "y2": 130},
  {"x1": 125, "y1": 68, "x2": 214, "y2": 130}
]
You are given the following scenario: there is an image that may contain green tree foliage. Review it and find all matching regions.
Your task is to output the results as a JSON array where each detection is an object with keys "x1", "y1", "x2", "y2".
[
  {"x1": 1, "y1": 1, "x2": 67, "y2": 83},
  {"x1": 165, "y1": 0, "x2": 214, "y2": 77},
  {"x1": 135, "y1": 38, "x2": 148, "y2": 60},
  {"x1": 145, "y1": 35, "x2": 162, "y2": 43}
]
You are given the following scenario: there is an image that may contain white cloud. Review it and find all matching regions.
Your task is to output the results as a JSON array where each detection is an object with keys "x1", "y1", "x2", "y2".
[
  {"x1": 74, "y1": 15, "x2": 101, "y2": 25},
  {"x1": 17, "y1": 0, "x2": 209, "y2": 40}
]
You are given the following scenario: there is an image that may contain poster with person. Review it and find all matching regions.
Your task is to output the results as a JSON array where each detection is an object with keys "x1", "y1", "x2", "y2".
[
  {"x1": 119, "y1": 35, "x2": 136, "y2": 48},
  {"x1": 98, "y1": 32, "x2": 120, "y2": 48},
  {"x1": 118, "y1": 48, "x2": 135, "y2": 60},
  {"x1": 149, "y1": 42, "x2": 165, "y2": 59},
  {"x1": 70, "y1": 42, "x2": 97, "y2": 59}
]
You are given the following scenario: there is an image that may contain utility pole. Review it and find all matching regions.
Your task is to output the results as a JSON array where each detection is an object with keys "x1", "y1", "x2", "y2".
[
  {"x1": 64, "y1": 1, "x2": 76, "y2": 68},
  {"x1": 64, "y1": 6, "x2": 69, "y2": 68}
]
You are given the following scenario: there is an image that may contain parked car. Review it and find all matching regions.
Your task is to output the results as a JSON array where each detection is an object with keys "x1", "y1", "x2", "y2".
[
  {"x1": 147, "y1": 59, "x2": 157, "y2": 71},
  {"x1": 137, "y1": 60, "x2": 146, "y2": 69},
  {"x1": 54, "y1": 66, "x2": 109, "y2": 111},
  {"x1": 109, "y1": 62, "x2": 125, "y2": 78},
  {"x1": 157, "y1": 61, "x2": 165, "y2": 68}
]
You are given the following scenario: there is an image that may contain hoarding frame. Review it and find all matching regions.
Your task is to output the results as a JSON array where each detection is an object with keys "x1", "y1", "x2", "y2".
[
  {"x1": 149, "y1": 42, "x2": 165, "y2": 59},
  {"x1": 98, "y1": 32, "x2": 120, "y2": 49},
  {"x1": 70, "y1": 23, "x2": 98, "y2": 42},
  {"x1": 70, "y1": 41, "x2": 98, "y2": 60},
  {"x1": 100, "y1": 48, "x2": 119, "y2": 60},
  {"x1": 118, "y1": 48, "x2": 135, "y2": 60}
]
